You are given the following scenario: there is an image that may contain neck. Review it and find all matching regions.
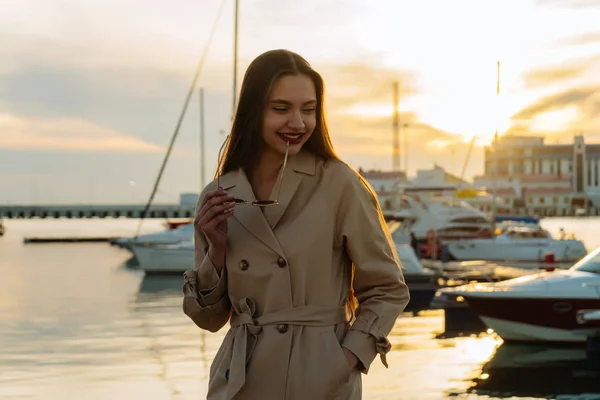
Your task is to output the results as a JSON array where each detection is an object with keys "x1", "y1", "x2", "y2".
[{"x1": 251, "y1": 148, "x2": 285, "y2": 184}]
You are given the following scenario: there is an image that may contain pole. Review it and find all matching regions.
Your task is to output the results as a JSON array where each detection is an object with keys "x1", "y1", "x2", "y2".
[
  {"x1": 403, "y1": 123, "x2": 408, "y2": 174},
  {"x1": 392, "y1": 82, "x2": 400, "y2": 171},
  {"x1": 232, "y1": 0, "x2": 239, "y2": 118},
  {"x1": 491, "y1": 61, "x2": 500, "y2": 235},
  {"x1": 199, "y1": 87, "x2": 206, "y2": 190}
]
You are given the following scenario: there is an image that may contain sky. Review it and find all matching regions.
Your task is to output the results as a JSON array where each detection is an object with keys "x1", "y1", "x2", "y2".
[{"x1": 2, "y1": 0, "x2": 600, "y2": 204}]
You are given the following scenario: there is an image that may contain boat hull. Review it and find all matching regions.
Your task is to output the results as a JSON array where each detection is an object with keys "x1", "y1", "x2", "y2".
[
  {"x1": 132, "y1": 245, "x2": 193, "y2": 274},
  {"x1": 447, "y1": 240, "x2": 587, "y2": 262},
  {"x1": 464, "y1": 295, "x2": 600, "y2": 343}
]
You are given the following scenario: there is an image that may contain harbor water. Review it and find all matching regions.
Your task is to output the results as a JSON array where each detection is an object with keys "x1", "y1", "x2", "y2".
[{"x1": 1, "y1": 218, "x2": 600, "y2": 400}]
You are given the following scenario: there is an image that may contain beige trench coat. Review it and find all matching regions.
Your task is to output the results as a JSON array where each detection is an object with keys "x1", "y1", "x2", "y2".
[{"x1": 183, "y1": 150, "x2": 410, "y2": 400}]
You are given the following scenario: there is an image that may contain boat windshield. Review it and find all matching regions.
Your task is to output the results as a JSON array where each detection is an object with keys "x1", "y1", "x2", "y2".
[
  {"x1": 504, "y1": 228, "x2": 550, "y2": 239},
  {"x1": 570, "y1": 247, "x2": 600, "y2": 274}
]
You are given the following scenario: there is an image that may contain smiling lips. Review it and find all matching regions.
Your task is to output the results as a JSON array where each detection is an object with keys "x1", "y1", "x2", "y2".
[{"x1": 277, "y1": 132, "x2": 305, "y2": 145}]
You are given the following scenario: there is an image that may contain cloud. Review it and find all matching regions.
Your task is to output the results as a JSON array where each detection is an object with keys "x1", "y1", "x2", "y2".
[
  {"x1": 506, "y1": 85, "x2": 600, "y2": 141},
  {"x1": 521, "y1": 53, "x2": 600, "y2": 89},
  {"x1": 511, "y1": 86, "x2": 599, "y2": 120},
  {"x1": 556, "y1": 32, "x2": 600, "y2": 47},
  {"x1": 320, "y1": 62, "x2": 417, "y2": 111},
  {"x1": 522, "y1": 65, "x2": 586, "y2": 89},
  {"x1": 0, "y1": 113, "x2": 163, "y2": 152},
  {"x1": 537, "y1": 0, "x2": 600, "y2": 8}
]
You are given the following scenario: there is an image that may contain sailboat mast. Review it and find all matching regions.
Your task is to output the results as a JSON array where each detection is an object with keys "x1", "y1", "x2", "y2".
[
  {"x1": 490, "y1": 61, "x2": 500, "y2": 234},
  {"x1": 199, "y1": 87, "x2": 206, "y2": 190},
  {"x1": 232, "y1": 0, "x2": 239, "y2": 118}
]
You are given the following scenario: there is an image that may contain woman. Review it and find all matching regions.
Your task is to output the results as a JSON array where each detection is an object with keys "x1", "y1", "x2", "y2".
[{"x1": 183, "y1": 49, "x2": 410, "y2": 400}]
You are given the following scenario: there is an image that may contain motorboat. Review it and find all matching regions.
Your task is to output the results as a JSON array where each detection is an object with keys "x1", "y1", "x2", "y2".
[
  {"x1": 445, "y1": 226, "x2": 587, "y2": 262},
  {"x1": 387, "y1": 195, "x2": 493, "y2": 242},
  {"x1": 132, "y1": 239, "x2": 446, "y2": 313},
  {"x1": 111, "y1": 222, "x2": 194, "y2": 251},
  {"x1": 395, "y1": 244, "x2": 444, "y2": 313},
  {"x1": 435, "y1": 247, "x2": 600, "y2": 343},
  {"x1": 131, "y1": 240, "x2": 194, "y2": 274}
]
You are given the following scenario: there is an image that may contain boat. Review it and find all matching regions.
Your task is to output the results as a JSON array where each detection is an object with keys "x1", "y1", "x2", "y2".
[
  {"x1": 387, "y1": 194, "x2": 493, "y2": 242},
  {"x1": 395, "y1": 244, "x2": 445, "y2": 313},
  {"x1": 132, "y1": 240, "x2": 449, "y2": 313},
  {"x1": 112, "y1": 222, "x2": 194, "y2": 251},
  {"x1": 435, "y1": 246, "x2": 600, "y2": 343},
  {"x1": 164, "y1": 218, "x2": 193, "y2": 230},
  {"x1": 445, "y1": 225, "x2": 587, "y2": 262},
  {"x1": 131, "y1": 240, "x2": 194, "y2": 274}
]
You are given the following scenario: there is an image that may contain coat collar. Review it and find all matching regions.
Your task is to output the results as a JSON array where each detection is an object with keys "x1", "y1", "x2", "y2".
[{"x1": 218, "y1": 150, "x2": 316, "y2": 256}]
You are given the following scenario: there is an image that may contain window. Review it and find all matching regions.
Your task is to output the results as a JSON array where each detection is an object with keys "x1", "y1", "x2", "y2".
[
  {"x1": 539, "y1": 197, "x2": 545, "y2": 204},
  {"x1": 553, "y1": 197, "x2": 558, "y2": 204}
]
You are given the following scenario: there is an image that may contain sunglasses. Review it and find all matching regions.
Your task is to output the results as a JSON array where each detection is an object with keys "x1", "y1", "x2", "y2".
[{"x1": 216, "y1": 135, "x2": 289, "y2": 207}]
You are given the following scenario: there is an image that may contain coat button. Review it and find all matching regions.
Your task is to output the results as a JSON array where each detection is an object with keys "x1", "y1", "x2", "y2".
[
  {"x1": 277, "y1": 324, "x2": 288, "y2": 333},
  {"x1": 239, "y1": 259, "x2": 249, "y2": 271},
  {"x1": 277, "y1": 257, "x2": 287, "y2": 268}
]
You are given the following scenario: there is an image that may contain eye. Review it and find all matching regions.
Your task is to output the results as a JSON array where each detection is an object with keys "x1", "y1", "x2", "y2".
[
  {"x1": 303, "y1": 107, "x2": 316, "y2": 113},
  {"x1": 272, "y1": 107, "x2": 288, "y2": 112}
]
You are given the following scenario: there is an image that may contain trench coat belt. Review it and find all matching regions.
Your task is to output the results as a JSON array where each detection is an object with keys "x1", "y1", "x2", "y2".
[{"x1": 225, "y1": 297, "x2": 348, "y2": 400}]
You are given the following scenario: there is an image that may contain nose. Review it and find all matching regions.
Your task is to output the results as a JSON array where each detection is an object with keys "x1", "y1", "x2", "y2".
[{"x1": 287, "y1": 110, "x2": 305, "y2": 131}]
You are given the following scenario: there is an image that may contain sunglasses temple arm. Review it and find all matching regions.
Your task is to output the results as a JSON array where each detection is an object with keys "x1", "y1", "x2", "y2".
[
  {"x1": 274, "y1": 143, "x2": 290, "y2": 202},
  {"x1": 216, "y1": 135, "x2": 230, "y2": 188}
]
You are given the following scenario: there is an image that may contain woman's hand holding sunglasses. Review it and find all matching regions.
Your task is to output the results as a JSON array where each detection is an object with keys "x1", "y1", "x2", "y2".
[{"x1": 195, "y1": 187, "x2": 235, "y2": 271}]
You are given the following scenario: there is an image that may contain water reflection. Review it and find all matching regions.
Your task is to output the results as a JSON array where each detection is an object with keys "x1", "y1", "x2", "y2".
[
  {"x1": 137, "y1": 275, "x2": 184, "y2": 296},
  {"x1": 466, "y1": 343, "x2": 600, "y2": 397},
  {"x1": 3, "y1": 218, "x2": 600, "y2": 399}
]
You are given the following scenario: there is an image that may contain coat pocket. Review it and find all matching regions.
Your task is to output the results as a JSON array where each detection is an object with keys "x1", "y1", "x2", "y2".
[{"x1": 322, "y1": 328, "x2": 352, "y2": 387}]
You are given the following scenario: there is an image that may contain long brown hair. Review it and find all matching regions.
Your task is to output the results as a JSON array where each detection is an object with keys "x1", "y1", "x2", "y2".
[
  {"x1": 217, "y1": 49, "x2": 398, "y2": 321},
  {"x1": 217, "y1": 49, "x2": 339, "y2": 175}
]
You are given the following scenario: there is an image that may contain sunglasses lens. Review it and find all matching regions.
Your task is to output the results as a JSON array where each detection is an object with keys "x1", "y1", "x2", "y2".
[{"x1": 253, "y1": 200, "x2": 277, "y2": 206}]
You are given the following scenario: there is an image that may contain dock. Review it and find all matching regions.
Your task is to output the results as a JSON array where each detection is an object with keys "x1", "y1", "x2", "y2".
[
  {"x1": 23, "y1": 237, "x2": 121, "y2": 244},
  {"x1": 0, "y1": 203, "x2": 195, "y2": 219}
]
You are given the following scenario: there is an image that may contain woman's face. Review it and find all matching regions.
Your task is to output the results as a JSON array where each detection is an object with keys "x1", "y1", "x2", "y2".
[{"x1": 261, "y1": 74, "x2": 317, "y2": 159}]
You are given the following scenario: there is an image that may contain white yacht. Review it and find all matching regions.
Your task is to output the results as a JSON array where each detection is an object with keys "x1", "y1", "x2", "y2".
[
  {"x1": 386, "y1": 194, "x2": 493, "y2": 241},
  {"x1": 112, "y1": 223, "x2": 194, "y2": 252},
  {"x1": 446, "y1": 226, "x2": 587, "y2": 262},
  {"x1": 131, "y1": 240, "x2": 194, "y2": 274}
]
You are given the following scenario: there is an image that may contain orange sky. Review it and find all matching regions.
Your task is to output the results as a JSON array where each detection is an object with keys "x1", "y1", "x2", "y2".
[{"x1": 1, "y1": 0, "x2": 600, "y2": 203}]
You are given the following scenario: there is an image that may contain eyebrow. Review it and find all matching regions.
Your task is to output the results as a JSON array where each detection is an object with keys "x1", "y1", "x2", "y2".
[{"x1": 270, "y1": 99, "x2": 317, "y2": 106}]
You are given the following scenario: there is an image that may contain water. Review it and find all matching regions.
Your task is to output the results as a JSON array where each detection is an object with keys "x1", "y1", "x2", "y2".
[{"x1": 1, "y1": 218, "x2": 600, "y2": 400}]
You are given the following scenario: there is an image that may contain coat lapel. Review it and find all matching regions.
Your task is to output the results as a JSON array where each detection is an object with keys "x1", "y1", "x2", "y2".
[
  {"x1": 224, "y1": 169, "x2": 285, "y2": 257},
  {"x1": 220, "y1": 151, "x2": 316, "y2": 255}
]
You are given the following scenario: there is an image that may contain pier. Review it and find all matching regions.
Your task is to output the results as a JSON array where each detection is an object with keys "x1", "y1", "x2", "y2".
[{"x1": 0, "y1": 204, "x2": 195, "y2": 219}]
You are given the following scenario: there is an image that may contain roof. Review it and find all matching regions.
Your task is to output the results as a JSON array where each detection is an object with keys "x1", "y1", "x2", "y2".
[
  {"x1": 525, "y1": 187, "x2": 572, "y2": 195},
  {"x1": 520, "y1": 174, "x2": 572, "y2": 183},
  {"x1": 359, "y1": 169, "x2": 407, "y2": 180}
]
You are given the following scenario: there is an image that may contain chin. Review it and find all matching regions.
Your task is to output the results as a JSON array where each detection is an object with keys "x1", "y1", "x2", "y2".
[{"x1": 273, "y1": 135, "x2": 309, "y2": 155}]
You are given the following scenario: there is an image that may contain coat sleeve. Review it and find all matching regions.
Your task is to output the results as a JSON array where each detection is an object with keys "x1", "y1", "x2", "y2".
[
  {"x1": 182, "y1": 194, "x2": 232, "y2": 332},
  {"x1": 337, "y1": 170, "x2": 410, "y2": 373}
]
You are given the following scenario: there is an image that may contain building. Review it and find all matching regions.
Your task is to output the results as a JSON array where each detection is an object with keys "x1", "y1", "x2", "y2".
[
  {"x1": 412, "y1": 165, "x2": 471, "y2": 190},
  {"x1": 474, "y1": 135, "x2": 600, "y2": 216}
]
